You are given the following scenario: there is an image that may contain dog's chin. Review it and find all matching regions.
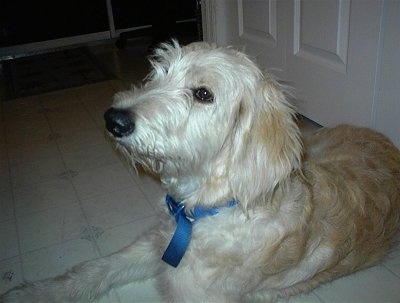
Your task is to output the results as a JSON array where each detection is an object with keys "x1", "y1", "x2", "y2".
[
  {"x1": 136, "y1": 158, "x2": 165, "y2": 175},
  {"x1": 115, "y1": 145, "x2": 167, "y2": 175}
]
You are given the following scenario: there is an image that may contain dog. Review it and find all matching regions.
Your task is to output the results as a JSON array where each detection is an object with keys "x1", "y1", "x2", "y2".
[{"x1": 1, "y1": 40, "x2": 400, "y2": 303}]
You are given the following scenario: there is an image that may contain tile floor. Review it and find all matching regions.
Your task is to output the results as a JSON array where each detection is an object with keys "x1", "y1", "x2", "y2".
[{"x1": 1, "y1": 40, "x2": 400, "y2": 303}]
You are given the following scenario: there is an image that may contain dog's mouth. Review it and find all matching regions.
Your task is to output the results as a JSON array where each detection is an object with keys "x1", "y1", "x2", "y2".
[
  {"x1": 104, "y1": 109, "x2": 182, "y2": 175},
  {"x1": 107, "y1": 135, "x2": 167, "y2": 173}
]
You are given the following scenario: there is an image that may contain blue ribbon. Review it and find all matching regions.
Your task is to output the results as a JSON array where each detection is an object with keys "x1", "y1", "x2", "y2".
[{"x1": 162, "y1": 195, "x2": 237, "y2": 267}]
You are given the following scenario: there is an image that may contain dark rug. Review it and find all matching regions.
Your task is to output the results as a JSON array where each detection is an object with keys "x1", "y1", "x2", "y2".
[{"x1": 2, "y1": 47, "x2": 113, "y2": 100}]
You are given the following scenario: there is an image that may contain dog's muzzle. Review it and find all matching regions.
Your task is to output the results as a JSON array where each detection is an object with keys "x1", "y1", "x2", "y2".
[{"x1": 104, "y1": 108, "x2": 135, "y2": 138}]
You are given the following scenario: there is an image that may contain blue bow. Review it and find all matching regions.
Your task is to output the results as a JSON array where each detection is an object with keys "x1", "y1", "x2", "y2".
[{"x1": 162, "y1": 195, "x2": 237, "y2": 267}]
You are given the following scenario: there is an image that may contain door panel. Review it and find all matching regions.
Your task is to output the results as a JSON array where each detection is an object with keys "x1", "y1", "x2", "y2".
[
  {"x1": 238, "y1": 0, "x2": 277, "y2": 47},
  {"x1": 293, "y1": 0, "x2": 350, "y2": 73},
  {"x1": 287, "y1": 0, "x2": 381, "y2": 127},
  {"x1": 214, "y1": 0, "x2": 287, "y2": 78}
]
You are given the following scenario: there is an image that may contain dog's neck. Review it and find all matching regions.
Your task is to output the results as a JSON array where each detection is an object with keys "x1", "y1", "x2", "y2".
[
  {"x1": 162, "y1": 194, "x2": 237, "y2": 267},
  {"x1": 161, "y1": 174, "x2": 201, "y2": 202},
  {"x1": 160, "y1": 171, "x2": 233, "y2": 209}
]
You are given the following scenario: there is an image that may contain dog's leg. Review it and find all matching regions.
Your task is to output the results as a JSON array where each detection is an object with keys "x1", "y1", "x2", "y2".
[{"x1": 1, "y1": 230, "x2": 164, "y2": 303}]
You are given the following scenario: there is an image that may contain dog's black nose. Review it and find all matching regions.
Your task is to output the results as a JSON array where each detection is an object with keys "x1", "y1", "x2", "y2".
[{"x1": 104, "y1": 108, "x2": 135, "y2": 138}]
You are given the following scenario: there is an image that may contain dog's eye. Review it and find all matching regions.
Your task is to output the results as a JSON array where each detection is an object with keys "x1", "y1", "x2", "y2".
[{"x1": 193, "y1": 87, "x2": 214, "y2": 103}]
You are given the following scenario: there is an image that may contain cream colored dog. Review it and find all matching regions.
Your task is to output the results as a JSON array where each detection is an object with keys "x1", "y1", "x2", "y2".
[{"x1": 1, "y1": 41, "x2": 400, "y2": 303}]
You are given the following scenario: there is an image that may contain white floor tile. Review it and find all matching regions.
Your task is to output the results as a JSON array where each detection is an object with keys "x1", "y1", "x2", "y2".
[
  {"x1": 82, "y1": 96, "x2": 115, "y2": 127},
  {"x1": 314, "y1": 265, "x2": 400, "y2": 303},
  {"x1": 383, "y1": 240, "x2": 400, "y2": 278},
  {"x1": 0, "y1": 220, "x2": 19, "y2": 260},
  {"x1": 0, "y1": 257, "x2": 23, "y2": 294},
  {"x1": 94, "y1": 290, "x2": 121, "y2": 303},
  {"x1": 95, "y1": 216, "x2": 158, "y2": 256},
  {"x1": 131, "y1": 172, "x2": 165, "y2": 210},
  {"x1": 39, "y1": 88, "x2": 79, "y2": 110},
  {"x1": 74, "y1": 81, "x2": 116, "y2": 103},
  {"x1": 10, "y1": 156, "x2": 66, "y2": 188},
  {"x1": 0, "y1": 131, "x2": 9, "y2": 168},
  {"x1": 116, "y1": 279, "x2": 162, "y2": 303},
  {"x1": 279, "y1": 292, "x2": 323, "y2": 303},
  {"x1": 81, "y1": 187, "x2": 154, "y2": 231},
  {"x1": 62, "y1": 142, "x2": 120, "y2": 173},
  {"x1": 0, "y1": 166, "x2": 11, "y2": 193},
  {"x1": 3, "y1": 103, "x2": 43, "y2": 122},
  {"x1": 7, "y1": 139, "x2": 60, "y2": 166},
  {"x1": 13, "y1": 178, "x2": 78, "y2": 216},
  {"x1": 17, "y1": 202, "x2": 88, "y2": 253},
  {"x1": 21, "y1": 239, "x2": 98, "y2": 281},
  {"x1": 71, "y1": 162, "x2": 136, "y2": 199},
  {"x1": 0, "y1": 189, "x2": 14, "y2": 223},
  {"x1": 46, "y1": 103, "x2": 96, "y2": 135},
  {"x1": 5, "y1": 128, "x2": 52, "y2": 147},
  {"x1": 2, "y1": 96, "x2": 42, "y2": 116},
  {"x1": 56, "y1": 127, "x2": 108, "y2": 154}
]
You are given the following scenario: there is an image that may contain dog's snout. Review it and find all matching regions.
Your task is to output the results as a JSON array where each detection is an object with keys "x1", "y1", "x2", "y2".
[{"x1": 104, "y1": 108, "x2": 135, "y2": 138}]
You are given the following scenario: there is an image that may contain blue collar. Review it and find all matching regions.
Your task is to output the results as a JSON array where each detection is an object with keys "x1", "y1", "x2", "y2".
[{"x1": 162, "y1": 194, "x2": 237, "y2": 267}]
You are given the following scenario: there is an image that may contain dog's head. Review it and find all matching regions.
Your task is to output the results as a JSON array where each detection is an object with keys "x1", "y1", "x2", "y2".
[{"x1": 104, "y1": 40, "x2": 302, "y2": 209}]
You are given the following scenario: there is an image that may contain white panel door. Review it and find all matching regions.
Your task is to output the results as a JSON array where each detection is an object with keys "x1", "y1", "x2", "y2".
[
  {"x1": 203, "y1": 0, "x2": 400, "y2": 148},
  {"x1": 209, "y1": 0, "x2": 288, "y2": 77},
  {"x1": 286, "y1": 0, "x2": 382, "y2": 127}
]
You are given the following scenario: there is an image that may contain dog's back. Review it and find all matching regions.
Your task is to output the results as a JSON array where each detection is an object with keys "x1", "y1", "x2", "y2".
[{"x1": 300, "y1": 125, "x2": 400, "y2": 285}]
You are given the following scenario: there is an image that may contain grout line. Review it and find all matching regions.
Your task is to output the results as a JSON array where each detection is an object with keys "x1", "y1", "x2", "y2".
[
  {"x1": 312, "y1": 291, "x2": 326, "y2": 303},
  {"x1": 0, "y1": 99, "x2": 25, "y2": 281},
  {"x1": 40, "y1": 92, "x2": 103, "y2": 259}
]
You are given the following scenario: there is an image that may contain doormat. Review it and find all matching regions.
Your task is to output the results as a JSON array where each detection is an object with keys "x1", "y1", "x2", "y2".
[{"x1": 2, "y1": 47, "x2": 114, "y2": 100}]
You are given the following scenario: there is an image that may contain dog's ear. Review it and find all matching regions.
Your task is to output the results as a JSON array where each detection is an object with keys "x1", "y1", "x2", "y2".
[{"x1": 229, "y1": 78, "x2": 302, "y2": 210}]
